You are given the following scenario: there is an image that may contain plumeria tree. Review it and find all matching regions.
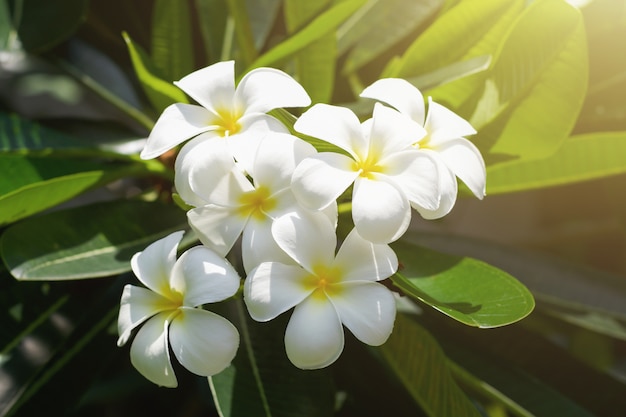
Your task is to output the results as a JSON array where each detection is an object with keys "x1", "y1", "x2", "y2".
[{"x1": 2, "y1": 0, "x2": 626, "y2": 416}]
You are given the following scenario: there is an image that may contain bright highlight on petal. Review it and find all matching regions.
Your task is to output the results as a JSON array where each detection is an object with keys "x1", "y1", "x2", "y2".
[{"x1": 117, "y1": 232, "x2": 241, "y2": 386}]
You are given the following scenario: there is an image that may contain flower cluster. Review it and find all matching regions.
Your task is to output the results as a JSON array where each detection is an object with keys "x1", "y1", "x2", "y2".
[{"x1": 117, "y1": 61, "x2": 486, "y2": 385}]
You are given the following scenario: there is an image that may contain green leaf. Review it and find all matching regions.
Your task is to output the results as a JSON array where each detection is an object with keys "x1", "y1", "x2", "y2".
[
  {"x1": 471, "y1": 0, "x2": 588, "y2": 159},
  {"x1": 194, "y1": 0, "x2": 228, "y2": 62},
  {"x1": 210, "y1": 300, "x2": 335, "y2": 417},
  {"x1": 391, "y1": 236, "x2": 535, "y2": 328},
  {"x1": 377, "y1": 313, "x2": 481, "y2": 417},
  {"x1": 0, "y1": 0, "x2": 12, "y2": 49},
  {"x1": 246, "y1": 0, "x2": 282, "y2": 50},
  {"x1": 339, "y1": 0, "x2": 443, "y2": 75},
  {"x1": 0, "y1": 111, "x2": 92, "y2": 153},
  {"x1": 408, "y1": 54, "x2": 492, "y2": 91},
  {"x1": 123, "y1": 32, "x2": 188, "y2": 113},
  {"x1": 407, "y1": 232, "x2": 626, "y2": 339},
  {"x1": 389, "y1": 0, "x2": 522, "y2": 79},
  {"x1": 284, "y1": 0, "x2": 335, "y2": 104},
  {"x1": 0, "y1": 200, "x2": 189, "y2": 280},
  {"x1": 0, "y1": 155, "x2": 142, "y2": 226},
  {"x1": 151, "y1": 0, "x2": 195, "y2": 81},
  {"x1": 247, "y1": 0, "x2": 366, "y2": 71},
  {"x1": 15, "y1": 0, "x2": 89, "y2": 52},
  {"x1": 486, "y1": 131, "x2": 626, "y2": 194}
]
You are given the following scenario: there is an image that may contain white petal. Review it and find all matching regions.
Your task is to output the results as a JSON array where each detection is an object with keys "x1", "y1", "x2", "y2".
[
  {"x1": 425, "y1": 99, "x2": 477, "y2": 145},
  {"x1": 352, "y1": 177, "x2": 411, "y2": 244},
  {"x1": 129, "y1": 311, "x2": 177, "y2": 387},
  {"x1": 241, "y1": 217, "x2": 293, "y2": 273},
  {"x1": 333, "y1": 229, "x2": 398, "y2": 283},
  {"x1": 291, "y1": 153, "x2": 358, "y2": 210},
  {"x1": 174, "y1": 61, "x2": 236, "y2": 114},
  {"x1": 170, "y1": 246, "x2": 241, "y2": 307},
  {"x1": 271, "y1": 211, "x2": 336, "y2": 273},
  {"x1": 252, "y1": 133, "x2": 317, "y2": 191},
  {"x1": 169, "y1": 307, "x2": 239, "y2": 377},
  {"x1": 184, "y1": 137, "x2": 253, "y2": 206},
  {"x1": 244, "y1": 262, "x2": 313, "y2": 322},
  {"x1": 188, "y1": 205, "x2": 248, "y2": 257},
  {"x1": 360, "y1": 78, "x2": 425, "y2": 125},
  {"x1": 369, "y1": 103, "x2": 426, "y2": 155},
  {"x1": 331, "y1": 282, "x2": 396, "y2": 346},
  {"x1": 294, "y1": 104, "x2": 365, "y2": 159},
  {"x1": 413, "y1": 151, "x2": 458, "y2": 220},
  {"x1": 381, "y1": 150, "x2": 440, "y2": 212},
  {"x1": 117, "y1": 285, "x2": 174, "y2": 347},
  {"x1": 285, "y1": 295, "x2": 344, "y2": 369},
  {"x1": 141, "y1": 103, "x2": 215, "y2": 160},
  {"x1": 436, "y1": 138, "x2": 486, "y2": 199},
  {"x1": 131, "y1": 231, "x2": 185, "y2": 297},
  {"x1": 235, "y1": 67, "x2": 311, "y2": 114},
  {"x1": 226, "y1": 114, "x2": 290, "y2": 175},
  {"x1": 172, "y1": 135, "x2": 216, "y2": 207}
]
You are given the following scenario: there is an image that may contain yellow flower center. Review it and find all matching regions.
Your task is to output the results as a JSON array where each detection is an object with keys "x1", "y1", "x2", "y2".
[
  {"x1": 353, "y1": 153, "x2": 385, "y2": 179},
  {"x1": 237, "y1": 186, "x2": 277, "y2": 221},
  {"x1": 305, "y1": 264, "x2": 343, "y2": 300},
  {"x1": 213, "y1": 107, "x2": 243, "y2": 137}
]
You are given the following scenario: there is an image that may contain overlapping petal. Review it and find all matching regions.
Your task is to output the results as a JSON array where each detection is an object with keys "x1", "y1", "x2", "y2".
[
  {"x1": 369, "y1": 103, "x2": 426, "y2": 155},
  {"x1": 131, "y1": 231, "x2": 184, "y2": 297},
  {"x1": 380, "y1": 150, "x2": 440, "y2": 212},
  {"x1": 360, "y1": 78, "x2": 425, "y2": 124},
  {"x1": 424, "y1": 99, "x2": 477, "y2": 146},
  {"x1": 235, "y1": 67, "x2": 311, "y2": 114},
  {"x1": 241, "y1": 217, "x2": 293, "y2": 273},
  {"x1": 188, "y1": 205, "x2": 248, "y2": 257},
  {"x1": 245, "y1": 262, "x2": 314, "y2": 322},
  {"x1": 141, "y1": 104, "x2": 217, "y2": 160},
  {"x1": 291, "y1": 152, "x2": 358, "y2": 210},
  {"x1": 285, "y1": 295, "x2": 344, "y2": 370},
  {"x1": 117, "y1": 285, "x2": 174, "y2": 347},
  {"x1": 351, "y1": 177, "x2": 411, "y2": 243},
  {"x1": 435, "y1": 138, "x2": 486, "y2": 199},
  {"x1": 412, "y1": 151, "x2": 458, "y2": 220},
  {"x1": 174, "y1": 60, "x2": 236, "y2": 113},
  {"x1": 333, "y1": 229, "x2": 398, "y2": 282},
  {"x1": 170, "y1": 246, "x2": 240, "y2": 307},
  {"x1": 129, "y1": 311, "x2": 178, "y2": 388},
  {"x1": 169, "y1": 307, "x2": 239, "y2": 377},
  {"x1": 331, "y1": 282, "x2": 396, "y2": 346},
  {"x1": 271, "y1": 212, "x2": 336, "y2": 272},
  {"x1": 294, "y1": 104, "x2": 366, "y2": 159}
]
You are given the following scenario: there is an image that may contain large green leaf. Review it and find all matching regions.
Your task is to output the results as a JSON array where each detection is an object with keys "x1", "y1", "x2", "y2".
[
  {"x1": 247, "y1": 0, "x2": 366, "y2": 71},
  {"x1": 210, "y1": 300, "x2": 335, "y2": 417},
  {"x1": 391, "y1": 235, "x2": 535, "y2": 327},
  {"x1": 0, "y1": 111, "x2": 91, "y2": 153},
  {"x1": 0, "y1": 0, "x2": 12, "y2": 49},
  {"x1": 408, "y1": 232, "x2": 626, "y2": 339},
  {"x1": 246, "y1": 0, "x2": 282, "y2": 50},
  {"x1": 471, "y1": 0, "x2": 588, "y2": 159},
  {"x1": 194, "y1": 0, "x2": 228, "y2": 62},
  {"x1": 377, "y1": 313, "x2": 481, "y2": 417},
  {"x1": 0, "y1": 155, "x2": 142, "y2": 226},
  {"x1": 339, "y1": 0, "x2": 443, "y2": 75},
  {"x1": 389, "y1": 0, "x2": 522, "y2": 79},
  {"x1": 284, "y1": 0, "x2": 335, "y2": 104},
  {"x1": 151, "y1": 0, "x2": 195, "y2": 81},
  {"x1": 15, "y1": 0, "x2": 89, "y2": 52},
  {"x1": 123, "y1": 32, "x2": 188, "y2": 113},
  {"x1": 486, "y1": 131, "x2": 626, "y2": 194},
  {"x1": 0, "y1": 200, "x2": 189, "y2": 280}
]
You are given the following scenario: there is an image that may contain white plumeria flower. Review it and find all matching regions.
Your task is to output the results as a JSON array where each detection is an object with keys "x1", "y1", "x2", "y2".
[
  {"x1": 361, "y1": 78, "x2": 486, "y2": 218},
  {"x1": 182, "y1": 132, "x2": 336, "y2": 273},
  {"x1": 140, "y1": 60, "x2": 311, "y2": 173},
  {"x1": 117, "y1": 231, "x2": 240, "y2": 387},
  {"x1": 244, "y1": 212, "x2": 398, "y2": 370},
  {"x1": 292, "y1": 102, "x2": 439, "y2": 244}
]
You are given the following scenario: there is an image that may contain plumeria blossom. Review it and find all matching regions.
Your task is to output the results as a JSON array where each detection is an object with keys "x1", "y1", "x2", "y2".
[
  {"x1": 244, "y1": 212, "x2": 398, "y2": 370},
  {"x1": 360, "y1": 78, "x2": 486, "y2": 218},
  {"x1": 140, "y1": 60, "x2": 311, "y2": 174},
  {"x1": 117, "y1": 231, "x2": 240, "y2": 387},
  {"x1": 181, "y1": 132, "x2": 337, "y2": 273},
  {"x1": 292, "y1": 102, "x2": 440, "y2": 244}
]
